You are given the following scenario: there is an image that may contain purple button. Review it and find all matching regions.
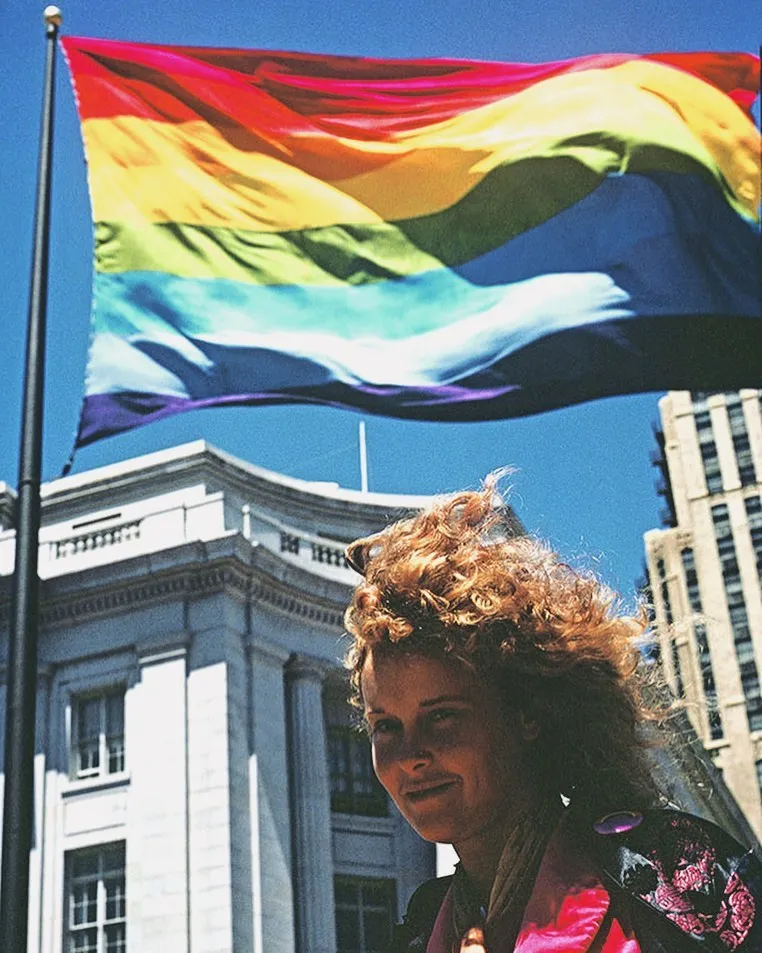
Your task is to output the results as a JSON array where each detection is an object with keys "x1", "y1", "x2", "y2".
[{"x1": 593, "y1": 811, "x2": 645, "y2": 835}]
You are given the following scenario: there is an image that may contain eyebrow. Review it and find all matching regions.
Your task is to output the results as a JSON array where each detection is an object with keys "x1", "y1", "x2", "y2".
[{"x1": 365, "y1": 694, "x2": 470, "y2": 715}]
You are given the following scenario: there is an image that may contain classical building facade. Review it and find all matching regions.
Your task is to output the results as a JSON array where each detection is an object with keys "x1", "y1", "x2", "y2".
[
  {"x1": 0, "y1": 441, "x2": 480, "y2": 953},
  {"x1": 645, "y1": 390, "x2": 762, "y2": 837},
  {"x1": 0, "y1": 437, "x2": 755, "y2": 953}
]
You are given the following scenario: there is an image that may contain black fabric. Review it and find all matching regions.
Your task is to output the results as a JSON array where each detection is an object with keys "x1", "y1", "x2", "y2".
[
  {"x1": 390, "y1": 875, "x2": 452, "y2": 953},
  {"x1": 590, "y1": 810, "x2": 762, "y2": 953},
  {"x1": 389, "y1": 810, "x2": 762, "y2": 953}
]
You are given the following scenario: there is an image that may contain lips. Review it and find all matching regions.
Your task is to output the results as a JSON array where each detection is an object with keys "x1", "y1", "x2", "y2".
[{"x1": 403, "y1": 778, "x2": 458, "y2": 802}]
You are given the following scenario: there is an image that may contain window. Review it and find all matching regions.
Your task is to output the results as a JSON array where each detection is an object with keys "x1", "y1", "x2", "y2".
[
  {"x1": 681, "y1": 547, "x2": 700, "y2": 607},
  {"x1": 700, "y1": 441, "x2": 723, "y2": 495},
  {"x1": 736, "y1": 439, "x2": 756, "y2": 487},
  {"x1": 745, "y1": 496, "x2": 762, "y2": 579},
  {"x1": 736, "y1": 640, "x2": 756, "y2": 664},
  {"x1": 717, "y1": 538, "x2": 739, "y2": 579},
  {"x1": 328, "y1": 724, "x2": 387, "y2": 816},
  {"x1": 334, "y1": 876, "x2": 396, "y2": 953},
  {"x1": 737, "y1": 643, "x2": 762, "y2": 733},
  {"x1": 756, "y1": 760, "x2": 762, "y2": 793},
  {"x1": 708, "y1": 513, "x2": 762, "y2": 732},
  {"x1": 693, "y1": 407, "x2": 723, "y2": 494},
  {"x1": 72, "y1": 690, "x2": 125, "y2": 780},
  {"x1": 325, "y1": 690, "x2": 386, "y2": 816},
  {"x1": 726, "y1": 398, "x2": 756, "y2": 486},
  {"x1": 711, "y1": 504, "x2": 731, "y2": 540},
  {"x1": 729, "y1": 605, "x2": 751, "y2": 643},
  {"x1": 744, "y1": 682, "x2": 762, "y2": 733},
  {"x1": 656, "y1": 559, "x2": 682, "y2": 697},
  {"x1": 680, "y1": 549, "x2": 723, "y2": 739},
  {"x1": 65, "y1": 843, "x2": 126, "y2": 953}
]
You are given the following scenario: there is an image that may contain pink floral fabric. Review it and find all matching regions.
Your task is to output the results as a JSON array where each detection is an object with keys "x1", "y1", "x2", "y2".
[{"x1": 639, "y1": 817, "x2": 755, "y2": 949}]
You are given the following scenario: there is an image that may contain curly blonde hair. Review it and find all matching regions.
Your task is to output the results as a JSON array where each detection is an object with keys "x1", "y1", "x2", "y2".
[{"x1": 344, "y1": 478, "x2": 661, "y2": 824}]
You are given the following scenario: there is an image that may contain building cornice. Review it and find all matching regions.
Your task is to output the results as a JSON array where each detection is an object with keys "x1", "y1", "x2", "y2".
[
  {"x1": 0, "y1": 537, "x2": 348, "y2": 634},
  {"x1": 38, "y1": 441, "x2": 431, "y2": 536}
]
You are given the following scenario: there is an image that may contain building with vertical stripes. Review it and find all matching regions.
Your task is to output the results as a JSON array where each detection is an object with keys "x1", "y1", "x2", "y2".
[{"x1": 645, "y1": 390, "x2": 762, "y2": 838}]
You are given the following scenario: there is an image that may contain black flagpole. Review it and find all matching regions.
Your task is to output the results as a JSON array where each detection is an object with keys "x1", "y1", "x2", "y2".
[{"x1": 0, "y1": 7, "x2": 61, "y2": 952}]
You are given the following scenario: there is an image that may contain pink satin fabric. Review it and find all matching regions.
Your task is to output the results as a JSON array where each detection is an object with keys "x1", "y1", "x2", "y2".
[{"x1": 426, "y1": 823, "x2": 641, "y2": 953}]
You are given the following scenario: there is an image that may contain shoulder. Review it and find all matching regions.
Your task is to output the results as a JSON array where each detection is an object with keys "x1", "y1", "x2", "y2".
[
  {"x1": 587, "y1": 809, "x2": 762, "y2": 952},
  {"x1": 390, "y1": 875, "x2": 452, "y2": 953}
]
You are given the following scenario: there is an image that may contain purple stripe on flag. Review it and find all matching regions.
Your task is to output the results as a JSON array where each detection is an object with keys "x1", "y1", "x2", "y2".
[{"x1": 76, "y1": 313, "x2": 762, "y2": 446}]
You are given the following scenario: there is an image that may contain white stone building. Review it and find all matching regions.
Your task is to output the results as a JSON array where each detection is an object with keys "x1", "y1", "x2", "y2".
[
  {"x1": 0, "y1": 436, "x2": 755, "y2": 953},
  {"x1": 0, "y1": 441, "x2": 481, "y2": 953},
  {"x1": 645, "y1": 390, "x2": 762, "y2": 838}
]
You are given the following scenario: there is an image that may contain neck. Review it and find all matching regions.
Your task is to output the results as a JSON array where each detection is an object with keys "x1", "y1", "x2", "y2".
[
  {"x1": 453, "y1": 790, "x2": 558, "y2": 898},
  {"x1": 454, "y1": 799, "x2": 532, "y2": 896},
  {"x1": 454, "y1": 830, "x2": 506, "y2": 896}
]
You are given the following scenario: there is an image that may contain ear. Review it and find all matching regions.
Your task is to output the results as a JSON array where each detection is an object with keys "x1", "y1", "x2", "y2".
[{"x1": 519, "y1": 711, "x2": 540, "y2": 742}]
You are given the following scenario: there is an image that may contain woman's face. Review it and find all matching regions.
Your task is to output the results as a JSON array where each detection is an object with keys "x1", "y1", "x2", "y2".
[{"x1": 361, "y1": 650, "x2": 537, "y2": 855}]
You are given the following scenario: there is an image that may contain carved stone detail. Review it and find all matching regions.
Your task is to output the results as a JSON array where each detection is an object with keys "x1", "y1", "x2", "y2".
[{"x1": 0, "y1": 557, "x2": 345, "y2": 631}]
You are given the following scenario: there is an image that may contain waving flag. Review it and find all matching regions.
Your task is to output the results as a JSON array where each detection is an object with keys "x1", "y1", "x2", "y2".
[{"x1": 62, "y1": 39, "x2": 760, "y2": 446}]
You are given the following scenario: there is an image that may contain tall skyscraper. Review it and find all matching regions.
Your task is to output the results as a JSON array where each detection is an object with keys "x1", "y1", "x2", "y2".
[{"x1": 645, "y1": 390, "x2": 762, "y2": 836}]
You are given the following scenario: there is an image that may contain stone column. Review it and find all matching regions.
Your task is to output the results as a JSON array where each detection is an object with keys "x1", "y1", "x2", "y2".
[
  {"x1": 248, "y1": 637, "x2": 294, "y2": 953},
  {"x1": 129, "y1": 645, "x2": 189, "y2": 953},
  {"x1": 187, "y1": 596, "x2": 254, "y2": 953},
  {"x1": 286, "y1": 654, "x2": 336, "y2": 953},
  {"x1": 395, "y1": 808, "x2": 437, "y2": 917}
]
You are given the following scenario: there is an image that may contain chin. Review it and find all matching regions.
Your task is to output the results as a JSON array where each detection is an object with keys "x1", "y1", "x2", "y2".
[{"x1": 405, "y1": 815, "x2": 460, "y2": 845}]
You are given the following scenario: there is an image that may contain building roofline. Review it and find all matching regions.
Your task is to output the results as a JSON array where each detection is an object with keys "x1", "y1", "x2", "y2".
[{"x1": 39, "y1": 440, "x2": 434, "y2": 519}]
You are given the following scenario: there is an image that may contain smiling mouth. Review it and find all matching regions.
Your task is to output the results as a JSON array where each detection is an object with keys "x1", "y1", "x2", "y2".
[{"x1": 405, "y1": 781, "x2": 457, "y2": 803}]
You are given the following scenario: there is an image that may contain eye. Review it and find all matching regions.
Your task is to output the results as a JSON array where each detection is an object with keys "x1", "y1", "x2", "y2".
[
  {"x1": 428, "y1": 708, "x2": 461, "y2": 725},
  {"x1": 368, "y1": 718, "x2": 399, "y2": 737}
]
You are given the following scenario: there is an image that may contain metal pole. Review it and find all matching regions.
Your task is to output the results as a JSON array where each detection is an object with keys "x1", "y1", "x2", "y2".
[{"x1": 0, "y1": 8, "x2": 61, "y2": 952}]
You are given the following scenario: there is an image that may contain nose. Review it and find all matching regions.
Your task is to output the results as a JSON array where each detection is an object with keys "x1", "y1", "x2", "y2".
[{"x1": 397, "y1": 730, "x2": 433, "y2": 772}]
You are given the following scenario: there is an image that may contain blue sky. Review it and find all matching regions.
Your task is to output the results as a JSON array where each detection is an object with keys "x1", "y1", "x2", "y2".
[{"x1": 1, "y1": 0, "x2": 757, "y2": 599}]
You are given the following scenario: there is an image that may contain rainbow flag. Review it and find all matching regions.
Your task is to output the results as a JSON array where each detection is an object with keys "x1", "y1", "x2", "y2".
[{"x1": 62, "y1": 39, "x2": 761, "y2": 446}]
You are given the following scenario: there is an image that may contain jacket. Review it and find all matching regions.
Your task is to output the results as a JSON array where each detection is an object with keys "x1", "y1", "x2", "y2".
[{"x1": 391, "y1": 810, "x2": 762, "y2": 953}]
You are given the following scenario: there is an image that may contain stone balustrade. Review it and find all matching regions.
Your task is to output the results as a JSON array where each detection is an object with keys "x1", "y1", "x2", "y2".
[
  {"x1": 52, "y1": 520, "x2": 142, "y2": 560},
  {"x1": 0, "y1": 492, "x2": 358, "y2": 582}
]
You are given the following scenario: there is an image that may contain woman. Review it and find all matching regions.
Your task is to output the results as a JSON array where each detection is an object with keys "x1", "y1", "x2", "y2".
[{"x1": 343, "y1": 480, "x2": 761, "y2": 953}]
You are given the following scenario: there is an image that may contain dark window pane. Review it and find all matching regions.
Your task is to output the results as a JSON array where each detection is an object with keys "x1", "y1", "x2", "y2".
[
  {"x1": 336, "y1": 908, "x2": 361, "y2": 952},
  {"x1": 108, "y1": 743, "x2": 125, "y2": 774},
  {"x1": 102, "y1": 844, "x2": 125, "y2": 873},
  {"x1": 78, "y1": 699, "x2": 101, "y2": 743},
  {"x1": 70, "y1": 928, "x2": 97, "y2": 953},
  {"x1": 335, "y1": 877, "x2": 396, "y2": 953},
  {"x1": 106, "y1": 694, "x2": 124, "y2": 736},
  {"x1": 364, "y1": 908, "x2": 393, "y2": 953},
  {"x1": 72, "y1": 853, "x2": 99, "y2": 879},
  {"x1": 334, "y1": 879, "x2": 357, "y2": 905},
  {"x1": 105, "y1": 922, "x2": 127, "y2": 953},
  {"x1": 78, "y1": 742, "x2": 100, "y2": 775},
  {"x1": 71, "y1": 884, "x2": 97, "y2": 926},
  {"x1": 105, "y1": 877, "x2": 126, "y2": 920}
]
